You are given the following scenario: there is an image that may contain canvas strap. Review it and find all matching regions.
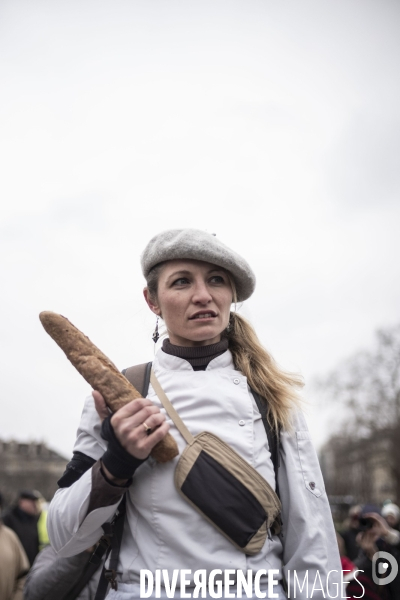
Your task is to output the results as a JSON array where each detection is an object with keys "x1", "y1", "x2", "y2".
[{"x1": 150, "y1": 369, "x2": 194, "y2": 445}]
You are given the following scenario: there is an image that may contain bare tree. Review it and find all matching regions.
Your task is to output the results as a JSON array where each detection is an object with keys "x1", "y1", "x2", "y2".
[{"x1": 318, "y1": 323, "x2": 400, "y2": 503}]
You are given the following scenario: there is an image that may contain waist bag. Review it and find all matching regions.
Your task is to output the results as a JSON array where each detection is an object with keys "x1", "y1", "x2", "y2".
[{"x1": 150, "y1": 369, "x2": 282, "y2": 556}]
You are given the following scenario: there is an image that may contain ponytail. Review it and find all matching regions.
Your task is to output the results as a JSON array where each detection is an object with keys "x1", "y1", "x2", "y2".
[{"x1": 227, "y1": 312, "x2": 303, "y2": 432}]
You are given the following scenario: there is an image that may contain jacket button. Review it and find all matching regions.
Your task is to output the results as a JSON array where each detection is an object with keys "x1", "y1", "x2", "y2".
[
  {"x1": 239, "y1": 420, "x2": 245, "y2": 426},
  {"x1": 233, "y1": 378, "x2": 240, "y2": 384},
  {"x1": 309, "y1": 482, "x2": 316, "y2": 490}
]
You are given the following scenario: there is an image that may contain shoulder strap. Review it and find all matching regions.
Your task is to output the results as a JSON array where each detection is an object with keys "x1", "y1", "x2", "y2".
[
  {"x1": 150, "y1": 369, "x2": 195, "y2": 444},
  {"x1": 63, "y1": 540, "x2": 108, "y2": 600},
  {"x1": 64, "y1": 498, "x2": 126, "y2": 600},
  {"x1": 250, "y1": 388, "x2": 281, "y2": 498},
  {"x1": 93, "y1": 496, "x2": 127, "y2": 600},
  {"x1": 122, "y1": 362, "x2": 152, "y2": 397}
]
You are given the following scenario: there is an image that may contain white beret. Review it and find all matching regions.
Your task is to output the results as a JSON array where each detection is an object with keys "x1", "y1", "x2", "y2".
[{"x1": 141, "y1": 228, "x2": 256, "y2": 302}]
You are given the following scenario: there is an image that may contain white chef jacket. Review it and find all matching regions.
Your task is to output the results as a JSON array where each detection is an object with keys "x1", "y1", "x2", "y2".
[{"x1": 48, "y1": 349, "x2": 344, "y2": 599}]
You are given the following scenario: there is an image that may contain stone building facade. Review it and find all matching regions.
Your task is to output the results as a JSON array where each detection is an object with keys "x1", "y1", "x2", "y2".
[
  {"x1": 320, "y1": 430, "x2": 397, "y2": 516},
  {"x1": 0, "y1": 439, "x2": 68, "y2": 507}
]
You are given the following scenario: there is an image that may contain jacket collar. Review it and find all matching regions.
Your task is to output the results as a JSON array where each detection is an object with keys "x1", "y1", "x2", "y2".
[{"x1": 153, "y1": 346, "x2": 234, "y2": 372}]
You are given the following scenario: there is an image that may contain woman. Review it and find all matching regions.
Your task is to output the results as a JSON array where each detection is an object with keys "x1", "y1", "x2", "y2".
[{"x1": 48, "y1": 229, "x2": 342, "y2": 599}]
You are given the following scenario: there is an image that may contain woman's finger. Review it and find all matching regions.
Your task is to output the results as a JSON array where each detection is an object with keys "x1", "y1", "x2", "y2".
[
  {"x1": 138, "y1": 411, "x2": 166, "y2": 435},
  {"x1": 146, "y1": 421, "x2": 171, "y2": 449},
  {"x1": 112, "y1": 404, "x2": 162, "y2": 432},
  {"x1": 92, "y1": 390, "x2": 110, "y2": 421},
  {"x1": 113, "y1": 410, "x2": 166, "y2": 447},
  {"x1": 133, "y1": 422, "x2": 171, "y2": 455},
  {"x1": 112, "y1": 397, "x2": 155, "y2": 419}
]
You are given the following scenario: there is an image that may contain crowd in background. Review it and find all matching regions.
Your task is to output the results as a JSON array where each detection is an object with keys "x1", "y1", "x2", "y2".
[
  {"x1": 337, "y1": 502, "x2": 400, "y2": 599},
  {"x1": 1, "y1": 487, "x2": 399, "y2": 599}
]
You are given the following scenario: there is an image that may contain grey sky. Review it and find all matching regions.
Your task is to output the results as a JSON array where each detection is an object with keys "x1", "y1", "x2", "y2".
[{"x1": 1, "y1": 0, "x2": 399, "y2": 458}]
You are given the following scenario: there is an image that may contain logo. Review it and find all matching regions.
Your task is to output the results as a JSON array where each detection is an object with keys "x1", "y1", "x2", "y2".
[{"x1": 372, "y1": 551, "x2": 398, "y2": 586}]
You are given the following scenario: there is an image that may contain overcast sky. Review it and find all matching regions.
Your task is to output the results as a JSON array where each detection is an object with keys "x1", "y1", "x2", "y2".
[{"x1": 1, "y1": 0, "x2": 399, "y2": 460}]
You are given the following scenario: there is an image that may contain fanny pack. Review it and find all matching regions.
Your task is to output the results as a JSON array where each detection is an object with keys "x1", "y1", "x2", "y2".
[{"x1": 150, "y1": 370, "x2": 282, "y2": 555}]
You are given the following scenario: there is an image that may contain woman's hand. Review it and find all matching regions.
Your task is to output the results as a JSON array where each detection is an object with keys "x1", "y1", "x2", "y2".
[
  {"x1": 92, "y1": 390, "x2": 110, "y2": 421},
  {"x1": 92, "y1": 390, "x2": 170, "y2": 461}
]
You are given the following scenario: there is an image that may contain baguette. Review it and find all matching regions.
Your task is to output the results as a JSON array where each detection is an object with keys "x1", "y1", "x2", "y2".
[{"x1": 39, "y1": 311, "x2": 179, "y2": 463}]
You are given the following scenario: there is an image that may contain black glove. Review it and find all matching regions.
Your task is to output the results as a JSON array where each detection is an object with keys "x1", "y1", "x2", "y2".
[{"x1": 101, "y1": 415, "x2": 148, "y2": 480}]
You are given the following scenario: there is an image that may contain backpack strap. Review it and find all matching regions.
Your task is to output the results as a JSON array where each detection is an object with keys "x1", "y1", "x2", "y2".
[
  {"x1": 122, "y1": 362, "x2": 152, "y2": 397},
  {"x1": 63, "y1": 537, "x2": 109, "y2": 600},
  {"x1": 250, "y1": 388, "x2": 281, "y2": 499},
  {"x1": 94, "y1": 496, "x2": 127, "y2": 600},
  {"x1": 65, "y1": 496, "x2": 126, "y2": 600}
]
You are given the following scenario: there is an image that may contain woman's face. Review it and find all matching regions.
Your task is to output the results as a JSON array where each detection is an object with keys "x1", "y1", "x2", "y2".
[{"x1": 144, "y1": 259, "x2": 233, "y2": 347}]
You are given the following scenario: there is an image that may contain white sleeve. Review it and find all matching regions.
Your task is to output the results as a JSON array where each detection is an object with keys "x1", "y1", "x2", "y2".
[
  {"x1": 47, "y1": 396, "x2": 121, "y2": 557},
  {"x1": 48, "y1": 471, "x2": 122, "y2": 557},
  {"x1": 277, "y1": 410, "x2": 346, "y2": 600},
  {"x1": 73, "y1": 394, "x2": 107, "y2": 459}
]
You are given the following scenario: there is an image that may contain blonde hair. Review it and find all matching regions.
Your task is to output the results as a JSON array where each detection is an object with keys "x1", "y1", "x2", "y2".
[
  {"x1": 145, "y1": 262, "x2": 303, "y2": 431},
  {"x1": 227, "y1": 312, "x2": 303, "y2": 432}
]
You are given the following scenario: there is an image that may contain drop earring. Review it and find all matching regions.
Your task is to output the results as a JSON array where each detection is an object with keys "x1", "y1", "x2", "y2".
[{"x1": 152, "y1": 316, "x2": 160, "y2": 343}]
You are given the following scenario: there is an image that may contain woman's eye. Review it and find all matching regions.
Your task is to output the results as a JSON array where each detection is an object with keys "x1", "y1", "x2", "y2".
[
  {"x1": 210, "y1": 275, "x2": 225, "y2": 284},
  {"x1": 172, "y1": 278, "x2": 190, "y2": 286}
]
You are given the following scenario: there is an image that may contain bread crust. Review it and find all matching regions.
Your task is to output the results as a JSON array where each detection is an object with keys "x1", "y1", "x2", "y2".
[{"x1": 39, "y1": 311, "x2": 178, "y2": 463}]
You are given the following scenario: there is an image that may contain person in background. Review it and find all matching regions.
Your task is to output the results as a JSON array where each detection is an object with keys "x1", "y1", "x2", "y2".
[
  {"x1": 2, "y1": 491, "x2": 41, "y2": 567},
  {"x1": 36, "y1": 494, "x2": 50, "y2": 551},
  {"x1": 336, "y1": 533, "x2": 359, "y2": 581},
  {"x1": 340, "y1": 504, "x2": 362, "y2": 560},
  {"x1": 360, "y1": 505, "x2": 400, "y2": 548},
  {"x1": 381, "y1": 502, "x2": 400, "y2": 533},
  {"x1": 0, "y1": 491, "x2": 30, "y2": 600},
  {"x1": 351, "y1": 505, "x2": 400, "y2": 600}
]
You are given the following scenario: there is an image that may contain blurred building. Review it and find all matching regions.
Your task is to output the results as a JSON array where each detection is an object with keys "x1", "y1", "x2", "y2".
[
  {"x1": 0, "y1": 439, "x2": 67, "y2": 506},
  {"x1": 320, "y1": 429, "x2": 397, "y2": 515}
]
